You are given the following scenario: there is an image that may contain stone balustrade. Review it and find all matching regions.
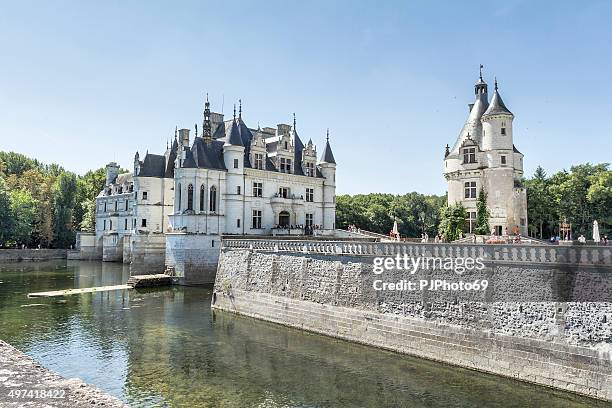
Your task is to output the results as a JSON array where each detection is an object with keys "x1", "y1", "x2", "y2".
[{"x1": 222, "y1": 238, "x2": 612, "y2": 266}]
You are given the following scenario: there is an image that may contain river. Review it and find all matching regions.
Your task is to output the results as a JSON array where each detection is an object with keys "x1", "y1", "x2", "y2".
[{"x1": 0, "y1": 260, "x2": 609, "y2": 408}]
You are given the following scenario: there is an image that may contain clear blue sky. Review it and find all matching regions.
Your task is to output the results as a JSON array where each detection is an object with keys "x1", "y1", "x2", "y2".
[{"x1": 1, "y1": 0, "x2": 610, "y2": 195}]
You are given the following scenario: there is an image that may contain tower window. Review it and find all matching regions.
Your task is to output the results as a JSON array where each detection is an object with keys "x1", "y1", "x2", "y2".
[
  {"x1": 236, "y1": 186, "x2": 241, "y2": 195},
  {"x1": 142, "y1": 191, "x2": 148, "y2": 200},
  {"x1": 464, "y1": 181, "x2": 477, "y2": 199},
  {"x1": 462, "y1": 147, "x2": 476, "y2": 164},
  {"x1": 141, "y1": 219, "x2": 147, "y2": 227},
  {"x1": 501, "y1": 155, "x2": 507, "y2": 165},
  {"x1": 200, "y1": 185, "x2": 205, "y2": 211},
  {"x1": 501, "y1": 127, "x2": 506, "y2": 135},
  {"x1": 237, "y1": 219, "x2": 241, "y2": 228},
  {"x1": 234, "y1": 159, "x2": 239, "y2": 169}
]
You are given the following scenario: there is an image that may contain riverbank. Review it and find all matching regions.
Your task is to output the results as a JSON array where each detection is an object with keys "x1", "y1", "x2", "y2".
[
  {"x1": 0, "y1": 340, "x2": 127, "y2": 408},
  {"x1": 0, "y1": 249, "x2": 67, "y2": 262}
]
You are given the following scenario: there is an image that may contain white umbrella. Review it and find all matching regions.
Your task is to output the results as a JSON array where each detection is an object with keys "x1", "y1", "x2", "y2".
[
  {"x1": 593, "y1": 220, "x2": 600, "y2": 244},
  {"x1": 392, "y1": 220, "x2": 399, "y2": 240}
]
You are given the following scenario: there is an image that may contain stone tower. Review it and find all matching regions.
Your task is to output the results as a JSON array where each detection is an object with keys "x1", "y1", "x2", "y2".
[{"x1": 444, "y1": 69, "x2": 527, "y2": 236}]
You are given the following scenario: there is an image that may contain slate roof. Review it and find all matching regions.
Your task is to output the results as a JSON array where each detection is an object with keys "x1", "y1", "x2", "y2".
[
  {"x1": 513, "y1": 144, "x2": 522, "y2": 154},
  {"x1": 183, "y1": 138, "x2": 227, "y2": 170},
  {"x1": 138, "y1": 153, "x2": 167, "y2": 178},
  {"x1": 482, "y1": 90, "x2": 512, "y2": 117},
  {"x1": 320, "y1": 139, "x2": 336, "y2": 164},
  {"x1": 226, "y1": 120, "x2": 244, "y2": 146}
]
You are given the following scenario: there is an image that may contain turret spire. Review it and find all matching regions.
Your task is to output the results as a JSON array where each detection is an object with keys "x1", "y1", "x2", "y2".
[
  {"x1": 233, "y1": 104, "x2": 236, "y2": 120},
  {"x1": 238, "y1": 99, "x2": 242, "y2": 119},
  {"x1": 293, "y1": 112, "x2": 296, "y2": 130},
  {"x1": 494, "y1": 77, "x2": 498, "y2": 91},
  {"x1": 203, "y1": 94, "x2": 212, "y2": 143},
  {"x1": 479, "y1": 64, "x2": 484, "y2": 80},
  {"x1": 195, "y1": 123, "x2": 198, "y2": 138}
]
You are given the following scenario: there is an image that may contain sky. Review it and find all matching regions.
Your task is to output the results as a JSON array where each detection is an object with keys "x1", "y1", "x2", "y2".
[{"x1": 0, "y1": 0, "x2": 610, "y2": 195}]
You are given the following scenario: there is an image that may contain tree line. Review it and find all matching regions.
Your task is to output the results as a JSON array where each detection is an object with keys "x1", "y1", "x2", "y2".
[
  {"x1": 337, "y1": 163, "x2": 610, "y2": 241},
  {"x1": 0, "y1": 151, "x2": 106, "y2": 248}
]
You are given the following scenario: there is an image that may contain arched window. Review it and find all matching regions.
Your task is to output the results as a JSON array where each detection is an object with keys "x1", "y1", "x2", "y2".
[
  {"x1": 187, "y1": 184, "x2": 194, "y2": 210},
  {"x1": 209, "y1": 186, "x2": 217, "y2": 212},
  {"x1": 177, "y1": 183, "x2": 182, "y2": 211},
  {"x1": 200, "y1": 185, "x2": 205, "y2": 211}
]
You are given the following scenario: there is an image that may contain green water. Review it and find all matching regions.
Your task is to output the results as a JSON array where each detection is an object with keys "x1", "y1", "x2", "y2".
[{"x1": 0, "y1": 261, "x2": 609, "y2": 408}]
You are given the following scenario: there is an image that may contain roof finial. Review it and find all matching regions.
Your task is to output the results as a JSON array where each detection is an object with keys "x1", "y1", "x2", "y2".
[
  {"x1": 195, "y1": 123, "x2": 198, "y2": 138},
  {"x1": 238, "y1": 99, "x2": 242, "y2": 119},
  {"x1": 166, "y1": 139, "x2": 168, "y2": 149},
  {"x1": 206, "y1": 92, "x2": 209, "y2": 102},
  {"x1": 293, "y1": 112, "x2": 296, "y2": 130},
  {"x1": 175, "y1": 126, "x2": 178, "y2": 138},
  {"x1": 494, "y1": 76, "x2": 498, "y2": 91},
  {"x1": 479, "y1": 64, "x2": 484, "y2": 80},
  {"x1": 326, "y1": 128, "x2": 329, "y2": 142},
  {"x1": 233, "y1": 104, "x2": 236, "y2": 120}
]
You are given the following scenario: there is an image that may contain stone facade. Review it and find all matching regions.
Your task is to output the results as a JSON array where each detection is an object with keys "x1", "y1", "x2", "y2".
[
  {"x1": 213, "y1": 238, "x2": 612, "y2": 401},
  {"x1": 444, "y1": 70, "x2": 528, "y2": 236}
]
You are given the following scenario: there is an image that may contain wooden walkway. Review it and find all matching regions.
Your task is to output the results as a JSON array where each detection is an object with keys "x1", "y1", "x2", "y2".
[{"x1": 28, "y1": 284, "x2": 130, "y2": 298}]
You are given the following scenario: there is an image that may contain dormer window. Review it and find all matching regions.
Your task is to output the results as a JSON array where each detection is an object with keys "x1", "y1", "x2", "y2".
[
  {"x1": 462, "y1": 147, "x2": 476, "y2": 164},
  {"x1": 284, "y1": 141, "x2": 288, "y2": 149},
  {"x1": 280, "y1": 158, "x2": 292, "y2": 173},
  {"x1": 305, "y1": 162, "x2": 315, "y2": 177},
  {"x1": 254, "y1": 153, "x2": 264, "y2": 170}
]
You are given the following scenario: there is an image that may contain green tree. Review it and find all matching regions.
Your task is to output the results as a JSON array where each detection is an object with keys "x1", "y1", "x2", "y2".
[
  {"x1": 438, "y1": 203, "x2": 467, "y2": 242},
  {"x1": 587, "y1": 170, "x2": 612, "y2": 236},
  {"x1": 52, "y1": 172, "x2": 78, "y2": 248},
  {"x1": 8, "y1": 189, "x2": 37, "y2": 246},
  {"x1": 474, "y1": 187, "x2": 490, "y2": 235},
  {"x1": 0, "y1": 178, "x2": 12, "y2": 246}
]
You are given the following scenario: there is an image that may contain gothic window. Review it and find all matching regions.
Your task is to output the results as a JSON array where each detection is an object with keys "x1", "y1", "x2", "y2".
[
  {"x1": 104, "y1": 202, "x2": 107, "y2": 212},
  {"x1": 253, "y1": 182, "x2": 263, "y2": 197},
  {"x1": 103, "y1": 220, "x2": 106, "y2": 230},
  {"x1": 187, "y1": 184, "x2": 194, "y2": 210},
  {"x1": 200, "y1": 185, "x2": 205, "y2": 211},
  {"x1": 209, "y1": 186, "x2": 217, "y2": 212},
  {"x1": 252, "y1": 210, "x2": 262, "y2": 229},
  {"x1": 306, "y1": 188, "x2": 314, "y2": 202},
  {"x1": 463, "y1": 147, "x2": 476, "y2": 164},
  {"x1": 124, "y1": 219, "x2": 128, "y2": 230},
  {"x1": 464, "y1": 181, "x2": 477, "y2": 199},
  {"x1": 109, "y1": 220, "x2": 112, "y2": 230},
  {"x1": 284, "y1": 141, "x2": 288, "y2": 149},
  {"x1": 177, "y1": 184, "x2": 182, "y2": 211},
  {"x1": 125, "y1": 200, "x2": 128, "y2": 211},
  {"x1": 114, "y1": 201, "x2": 117, "y2": 211},
  {"x1": 254, "y1": 153, "x2": 264, "y2": 170}
]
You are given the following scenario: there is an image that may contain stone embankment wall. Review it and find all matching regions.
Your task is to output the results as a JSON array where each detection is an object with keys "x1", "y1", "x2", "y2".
[
  {"x1": 0, "y1": 249, "x2": 67, "y2": 262},
  {"x1": 128, "y1": 234, "x2": 166, "y2": 275},
  {"x1": 0, "y1": 340, "x2": 127, "y2": 407},
  {"x1": 165, "y1": 233, "x2": 221, "y2": 284},
  {"x1": 213, "y1": 239, "x2": 612, "y2": 402}
]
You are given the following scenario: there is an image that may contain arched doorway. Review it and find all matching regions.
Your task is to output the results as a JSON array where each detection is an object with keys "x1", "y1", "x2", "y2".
[{"x1": 279, "y1": 211, "x2": 290, "y2": 228}]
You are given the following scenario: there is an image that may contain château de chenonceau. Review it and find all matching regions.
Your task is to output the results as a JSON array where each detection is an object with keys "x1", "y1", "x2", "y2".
[{"x1": 78, "y1": 98, "x2": 337, "y2": 283}]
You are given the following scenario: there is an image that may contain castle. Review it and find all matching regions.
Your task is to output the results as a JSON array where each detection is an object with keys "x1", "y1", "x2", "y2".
[
  {"x1": 88, "y1": 97, "x2": 337, "y2": 283},
  {"x1": 443, "y1": 68, "x2": 528, "y2": 236}
]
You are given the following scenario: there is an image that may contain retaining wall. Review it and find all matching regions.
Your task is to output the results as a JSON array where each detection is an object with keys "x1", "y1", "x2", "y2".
[
  {"x1": 213, "y1": 239, "x2": 612, "y2": 402},
  {"x1": 0, "y1": 249, "x2": 67, "y2": 262}
]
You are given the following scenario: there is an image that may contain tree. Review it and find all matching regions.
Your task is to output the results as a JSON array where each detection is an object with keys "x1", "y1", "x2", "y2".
[
  {"x1": 474, "y1": 187, "x2": 490, "y2": 235},
  {"x1": 438, "y1": 203, "x2": 467, "y2": 242},
  {"x1": 8, "y1": 189, "x2": 37, "y2": 246},
  {"x1": 587, "y1": 170, "x2": 612, "y2": 236},
  {"x1": 0, "y1": 178, "x2": 12, "y2": 246},
  {"x1": 52, "y1": 172, "x2": 78, "y2": 248}
]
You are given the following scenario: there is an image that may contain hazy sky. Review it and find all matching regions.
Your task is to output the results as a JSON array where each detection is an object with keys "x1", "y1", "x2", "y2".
[{"x1": 1, "y1": 0, "x2": 610, "y2": 195}]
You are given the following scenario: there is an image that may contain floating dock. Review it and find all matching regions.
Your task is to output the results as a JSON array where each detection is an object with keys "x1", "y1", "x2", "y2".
[{"x1": 27, "y1": 274, "x2": 173, "y2": 297}]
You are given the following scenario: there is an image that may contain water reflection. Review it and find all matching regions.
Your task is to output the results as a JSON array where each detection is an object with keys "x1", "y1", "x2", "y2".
[{"x1": 0, "y1": 261, "x2": 608, "y2": 408}]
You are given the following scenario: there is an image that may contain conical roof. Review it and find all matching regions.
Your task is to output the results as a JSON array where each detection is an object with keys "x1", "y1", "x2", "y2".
[
  {"x1": 482, "y1": 89, "x2": 512, "y2": 117},
  {"x1": 225, "y1": 120, "x2": 244, "y2": 146},
  {"x1": 320, "y1": 138, "x2": 336, "y2": 164}
]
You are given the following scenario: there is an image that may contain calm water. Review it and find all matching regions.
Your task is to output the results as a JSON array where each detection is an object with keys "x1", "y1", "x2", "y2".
[{"x1": 0, "y1": 261, "x2": 609, "y2": 408}]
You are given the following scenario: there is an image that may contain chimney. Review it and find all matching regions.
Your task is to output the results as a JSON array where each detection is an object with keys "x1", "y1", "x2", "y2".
[
  {"x1": 277, "y1": 123, "x2": 291, "y2": 136},
  {"x1": 210, "y1": 112, "x2": 224, "y2": 136},
  {"x1": 105, "y1": 162, "x2": 120, "y2": 185},
  {"x1": 178, "y1": 128, "x2": 190, "y2": 147}
]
